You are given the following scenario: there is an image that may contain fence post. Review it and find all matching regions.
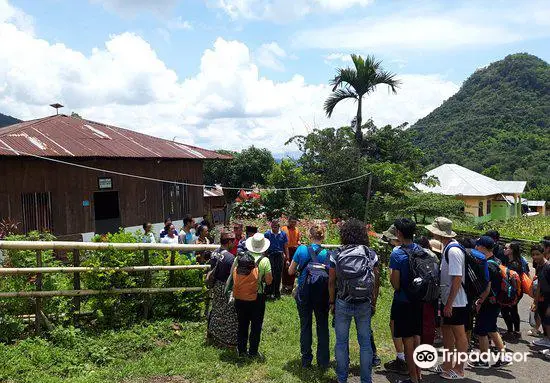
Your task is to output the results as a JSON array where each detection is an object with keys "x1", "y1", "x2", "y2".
[
  {"x1": 143, "y1": 249, "x2": 152, "y2": 319},
  {"x1": 35, "y1": 249, "x2": 42, "y2": 334},
  {"x1": 72, "y1": 249, "x2": 81, "y2": 323},
  {"x1": 169, "y1": 250, "x2": 176, "y2": 287}
]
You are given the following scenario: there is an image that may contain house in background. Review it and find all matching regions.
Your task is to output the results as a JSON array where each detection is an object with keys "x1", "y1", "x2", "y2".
[
  {"x1": 0, "y1": 114, "x2": 232, "y2": 240},
  {"x1": 525, "y1": 200, "x2": 547, "y2": 216},
  {"x1": 415, "y1": 164, "x2": 526, "y2": 222},
  {"x1": 203, "y1": 185, "x2": 226, "y2": 225}
]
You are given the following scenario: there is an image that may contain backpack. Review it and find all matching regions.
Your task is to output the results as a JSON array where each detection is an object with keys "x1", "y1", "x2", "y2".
[
  {"x1": 335, "y1": 245, "x2": 376, "y2": 303},
  {"x1": 539, "y1": 263, "x2": 550, "y2": 296},
  {"x1": 445, "y1": 244, "x2": 489, "y2": 302},
  {"x1": 488, "y1": 259, "x2": 521, "y2": 307},
  {"x1": 232, "y1": 251, "x2": 265, "y2": 301},
  {"x1": 298, "y1": 246, "x2": 329, "y2": 305},
  {"x1": 403, "y1": 246, "x2": 440, "y2": 302}
]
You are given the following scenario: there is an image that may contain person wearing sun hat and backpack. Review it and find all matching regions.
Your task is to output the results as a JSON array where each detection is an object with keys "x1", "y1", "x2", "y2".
[{"x1": 225, "y1": 233, "x2": 273, "y2": 359}]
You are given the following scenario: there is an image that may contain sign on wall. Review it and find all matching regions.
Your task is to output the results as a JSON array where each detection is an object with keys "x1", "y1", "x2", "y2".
[{"x1": 98, "y1": 177, "x2": 113, "y2": 190}]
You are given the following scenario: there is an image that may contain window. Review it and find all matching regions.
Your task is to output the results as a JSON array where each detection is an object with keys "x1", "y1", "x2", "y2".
[
  {"x1": 486, "y1": 200, "x2": 491, "y2": 215},
  {"x1": 21, "y1": 192, "x2": 53, "y2": 233},
  {"x1": 478, "y1": 201, "x2": 484, "y2": 217},
  {"x1": 162, "y1": 182, "x2": 189, "y2": 220}
]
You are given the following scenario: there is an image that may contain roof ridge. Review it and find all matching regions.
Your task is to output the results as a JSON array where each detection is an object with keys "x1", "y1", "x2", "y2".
[{"x1": 446, "y1": 164, "x2": 496, "y2": 195}]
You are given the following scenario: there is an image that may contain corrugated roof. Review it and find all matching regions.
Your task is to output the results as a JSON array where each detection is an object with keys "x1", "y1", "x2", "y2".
[
  {"x1": 415, "y1": 164, "x2": 526, "y2": 197},
  {"x1": 0, "y1": 115, "x2": 232, "y2": 160},
  {"x1": 527, "y1": 200, "x2": 546, "y2": 207},
  {"x1": 204, "y1": 185, "x2": 225, "y2": 198}
]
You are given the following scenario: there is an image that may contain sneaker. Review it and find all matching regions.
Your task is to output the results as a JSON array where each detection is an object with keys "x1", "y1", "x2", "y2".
[
  {"x1": 492, "y1": 359, "x2": 513, "y2": 368},
  {"x1": 541, "y1": 349, "x2": 550, "y2": 356},
  {"x1": 384, "y1": 358, "x2": 408, "y2": 375},
  {"x1": 529, "y1": 329, "x2": 543, "y2": 337},
  {"x1": 248, "y1": 351, "x2": 265, "y2": 361},
  {"x1": 372, "y1": 355, "x2": 382, "y2": 368},
  {"x1": 468, "y1": 361, "x2": 490, "y2": 369},
  {"x1": 532, "y1": 338, "x2": 550, "y2": 348}
]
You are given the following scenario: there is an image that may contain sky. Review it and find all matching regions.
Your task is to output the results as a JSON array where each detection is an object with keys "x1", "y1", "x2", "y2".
[{"x1": 1, "y1": 0, "x2": 550, "y2": 154}]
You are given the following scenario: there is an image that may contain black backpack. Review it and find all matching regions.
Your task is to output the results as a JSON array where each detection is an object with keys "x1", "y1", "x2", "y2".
[
  {"x1": 298, "y1": 246, "x2": 329, "y2": 305},
  {"x1": 445, "y1": 243, "x2": 489, "y2": 302},
  {"x1": 335, "y1": 245, "x2": 376, "y2": 303},
  {"x1": 402, "y1": 246, "x2": 440, "y2": 302},
  {"x1": 236, "y1": 251, "x2": 264, "y2": 276}
]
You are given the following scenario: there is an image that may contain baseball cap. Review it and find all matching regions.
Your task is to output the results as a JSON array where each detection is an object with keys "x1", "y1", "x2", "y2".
[{"x1": 476, "y1": 235, "x2": 495, "y2": 250}]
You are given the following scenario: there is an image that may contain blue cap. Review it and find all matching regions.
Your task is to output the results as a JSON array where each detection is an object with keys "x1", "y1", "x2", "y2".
[{"x1": 476, "y1": 235, "x2": 495, "y2": 250}]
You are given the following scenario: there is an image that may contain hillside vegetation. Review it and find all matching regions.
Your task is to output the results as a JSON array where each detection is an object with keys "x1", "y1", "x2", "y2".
[
  {"x1": 411, "y1": 53, "x2": 550, "y2": 197},
  {"x1": 0, "y1": 112, "x2": 21, "y2": 128}
]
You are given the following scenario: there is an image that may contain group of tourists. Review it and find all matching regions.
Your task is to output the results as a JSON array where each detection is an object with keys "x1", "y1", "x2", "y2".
[{"x1": 143, "y1": 215, "x2": 550, "y2": 383}]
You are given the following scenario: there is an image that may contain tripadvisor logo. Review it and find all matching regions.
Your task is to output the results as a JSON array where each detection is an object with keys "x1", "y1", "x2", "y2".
[{"x1": 413, "y1": 344, "x2": 529, "y2": 368}]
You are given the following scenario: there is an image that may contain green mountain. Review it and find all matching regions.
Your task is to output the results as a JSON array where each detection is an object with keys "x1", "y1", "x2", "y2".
[
  {"x1": 411, "y1": 53, "x2": 550, "y2": 193},
  {"x1": 0, "y1": 113, "x2": 21, "y2": 128}
]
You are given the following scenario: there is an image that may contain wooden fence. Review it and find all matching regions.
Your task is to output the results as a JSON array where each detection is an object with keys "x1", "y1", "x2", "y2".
[{"x1": 0, "y1": 241, "x2": 340, "y2": 333}]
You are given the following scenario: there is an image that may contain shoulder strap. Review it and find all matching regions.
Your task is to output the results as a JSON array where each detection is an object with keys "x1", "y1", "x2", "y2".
[
  {"x1": 444, "y1": 242, "x2": 465, "y2": 264},
  {"x1": 255, "y1": 254, "x2": 265, "y2": 266},
  {"x1": 299, "y1": 245, "x2": 323, "y2": 272}
]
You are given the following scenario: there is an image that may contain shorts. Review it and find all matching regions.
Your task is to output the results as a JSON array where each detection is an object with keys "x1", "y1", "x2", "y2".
[
  {"x1": 474, "y1": 304, "x2": 500, "y2": 336},
  {"x1": 441, "y1": 304, "x2": 469, "y2": 326},
  {"x1": 390, "y1": 299, "x2": 398, "y2": 321},
  {"x1": 393, "y1": 300, "x2": 422, "y2": 338},
  {"x1": 465, "y1": 304, "x2": 475, "y2": 331}
]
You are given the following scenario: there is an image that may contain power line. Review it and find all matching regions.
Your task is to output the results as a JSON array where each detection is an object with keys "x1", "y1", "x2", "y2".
[{"x1": 8, "y1": 149, "x2": 370, "y2": 192}]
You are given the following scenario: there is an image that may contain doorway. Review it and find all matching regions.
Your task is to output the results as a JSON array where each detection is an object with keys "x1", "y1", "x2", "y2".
[{"x1": 93, "y1": 191, "x2": 121, "y2": 235}]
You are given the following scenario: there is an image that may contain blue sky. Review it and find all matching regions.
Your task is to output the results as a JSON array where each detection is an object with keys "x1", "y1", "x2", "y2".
[{"x1": 1, "y1": 0, "x2": 550, "y2": 153}]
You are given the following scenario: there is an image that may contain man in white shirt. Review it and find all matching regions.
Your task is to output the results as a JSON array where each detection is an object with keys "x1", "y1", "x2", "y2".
[
  {"x1": 160, "y1": 224, "x2": 179, "y2": 245},
  {"x1": 426, "y1": 217, "x2": 468, "y2": 380}
]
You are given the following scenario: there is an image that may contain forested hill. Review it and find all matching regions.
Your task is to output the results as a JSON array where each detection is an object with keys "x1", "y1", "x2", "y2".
[
  {"x1": 410, "y1": 53, "x2": 550, "y2": 191},
  {"x1": 0, "y1": 113, "x2": 21, "y2": 128}
]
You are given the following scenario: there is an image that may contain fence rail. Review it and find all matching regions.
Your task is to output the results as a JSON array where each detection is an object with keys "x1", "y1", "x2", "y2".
[{"x1": 0, "y1": 240, "x2": 341, "y2": 333}]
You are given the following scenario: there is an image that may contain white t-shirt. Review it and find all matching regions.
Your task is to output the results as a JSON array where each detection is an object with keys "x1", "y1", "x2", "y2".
[
  {"x1": 440, "y1": 241, "x2": 468, "y2": 307},
  {"x1": 160, "y1": 235, "x2": 179, "y2": 245}
]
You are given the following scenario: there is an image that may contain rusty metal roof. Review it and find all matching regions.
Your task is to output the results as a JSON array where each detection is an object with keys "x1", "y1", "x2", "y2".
[{"x1": 0, "y1": 115, "x2": 232, "y2": 160}]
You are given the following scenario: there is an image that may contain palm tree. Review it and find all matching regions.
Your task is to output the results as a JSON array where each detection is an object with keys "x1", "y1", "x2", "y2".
[{"x1": 324, "y1": 54, "x2": 401, "y2": 146}]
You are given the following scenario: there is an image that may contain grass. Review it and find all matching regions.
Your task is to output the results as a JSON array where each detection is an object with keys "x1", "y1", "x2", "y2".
[
  {"x1": 0, "y1": 287, "x2": 393, "y2": 383},
  {"x1": 454, "y1": 215, "x2": 550, "y2": 241}
]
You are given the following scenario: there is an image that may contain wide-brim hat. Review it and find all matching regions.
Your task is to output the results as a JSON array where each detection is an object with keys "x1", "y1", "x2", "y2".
[
  {"x1": 429, "y1": 239, "x2": 443, "y2": 254},
  {"x1": 382, "y1": 224, "x2": 398, "y2": 241},
  {"x1": 425, "y1": 217, "x2": 457, "y2": 238},
  {"x1": 245, "y1": 233, "x2": 270, "y2": 254}
]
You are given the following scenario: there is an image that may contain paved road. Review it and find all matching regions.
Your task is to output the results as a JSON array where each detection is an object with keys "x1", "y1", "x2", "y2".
[{"x1": 369, "y1": 296, "x2": 549, "y2": 383}]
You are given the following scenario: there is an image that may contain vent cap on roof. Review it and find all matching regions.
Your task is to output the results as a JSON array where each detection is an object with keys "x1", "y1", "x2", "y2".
[{"x1": 49, "y1": 103, "x2": 64, "y2": 115}]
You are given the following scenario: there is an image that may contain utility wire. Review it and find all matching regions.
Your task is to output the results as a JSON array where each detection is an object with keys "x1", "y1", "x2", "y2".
[{"x1": 7, "y1": 149, "x2": 370, "y2": 192}]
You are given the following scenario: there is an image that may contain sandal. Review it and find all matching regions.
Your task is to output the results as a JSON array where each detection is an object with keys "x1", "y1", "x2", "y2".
[
  {"x1": 429, "y1": 364, "x2": 445, "y2": 373},
  {"x1": 441, "y1": 370, "x2": 464, "y2": 380}
]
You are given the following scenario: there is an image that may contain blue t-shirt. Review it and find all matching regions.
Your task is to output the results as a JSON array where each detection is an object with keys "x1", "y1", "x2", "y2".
[
  {"x1": 293, "y1": 244, "x2": 329, "y2": 287},
  {"x1": 264, "y1": 230, "x2": 288, "y2": 253},
  {"x1": 389, "y1": 243, "x2": 422, "y2": 303}
]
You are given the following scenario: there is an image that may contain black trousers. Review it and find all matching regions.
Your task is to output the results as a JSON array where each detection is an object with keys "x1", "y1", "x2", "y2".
[
  {"x1": 502, "y1": 303, "x2": 521, "y2": 332},
  {"x1": 265, "y1": 251, "x2": 283, "y2": 298},
  {"x1": 235, "y1": 294, "x2": 266, "y2": 355}
]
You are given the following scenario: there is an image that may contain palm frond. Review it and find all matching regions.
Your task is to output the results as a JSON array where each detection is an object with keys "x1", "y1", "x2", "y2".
[
  {"x1": 372, "y1": 70, "x2": 402, "y2": 94},
  {"x1": 323, "y1": 88, "x2": 358, "y2": 118},
  {"x1": 330, "y1": 68, "x2": 358, "y2": 91}
]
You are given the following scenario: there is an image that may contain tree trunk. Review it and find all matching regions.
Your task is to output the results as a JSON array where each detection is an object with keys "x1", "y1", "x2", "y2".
[{"x1": 355, "y1": 96, "x2": 363, "y2": 146}]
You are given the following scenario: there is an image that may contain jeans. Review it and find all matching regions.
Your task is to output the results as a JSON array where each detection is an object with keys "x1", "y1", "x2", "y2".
[
  {"x1": 235, "y1": 294, "x2": 266, "y2": 355},
  {"x1": 334, "y1": 299, "x2": 373, "y2": 383},
  {"x1": 296, "y1": 298, "x2": 330, "y2": 367},
  {"x1": 265, "y1": 251, "x2": 283, "y2": 298}
]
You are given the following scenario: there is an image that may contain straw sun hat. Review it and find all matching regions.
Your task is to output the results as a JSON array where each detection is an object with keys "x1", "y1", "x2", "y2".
[
  {"x1": 245, "y1": 233, "x2": 271, "y2": 254},
  {"x1": 425, "y1": 217, "x2": 457, "y2": 238}
]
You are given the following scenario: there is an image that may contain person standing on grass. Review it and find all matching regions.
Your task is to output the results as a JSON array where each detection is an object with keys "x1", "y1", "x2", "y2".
[
  {"x1": 390, "y1": 218, "x2": 423, "y2": 383},
  {"x1": 501, "y1": 242, "x2": 529, "y2": 337},
  {"x1": 329, "y1": 219, "x2": 380, "y2": 383},
  {"x1": 282, "y1": 217, "x2": 301, "y2": 293},
  {"x1": 382, "y1": 224, "x2": 408, "y2": 376},
  {"x1": 288, "y1": 224, "x2": 330, "y2": 369},
  {"x1": 264, "y1": 220, "x2": 289, "y2": 299},
  {"x1": 206, "y1": 230, "x2": 238, "y2": 348},
  {"x1": 238, "y1": 226, "x2": 258, "y2": 253},
  {"x1": 160, "y1": 224, "x2": 178, "y2": 245},
  {"x1": 226, "y1": 233, "x2": 273, "y2": 358},
  {"x1": 142, "y1": 222, "x2": 156, "y2": 243},
  {"x1": 195, "y1": 225, "x2": 211, "y2": 264},
  {"x1": 425, "y1": 217, "x2": 468, "y2": 379},
  {"x1": 469, "y1": 236, "x2": 512, "y2": 369}
]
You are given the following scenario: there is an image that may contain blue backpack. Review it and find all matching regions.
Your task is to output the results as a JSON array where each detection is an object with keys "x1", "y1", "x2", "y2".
[{"x1": 298, "y1": 246, "x2": 329, "y2": 305}]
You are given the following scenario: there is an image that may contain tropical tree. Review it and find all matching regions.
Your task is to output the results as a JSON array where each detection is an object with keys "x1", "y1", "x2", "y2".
[{"x1": 324, "y1": 54, "x2": 400, "y2": 146}]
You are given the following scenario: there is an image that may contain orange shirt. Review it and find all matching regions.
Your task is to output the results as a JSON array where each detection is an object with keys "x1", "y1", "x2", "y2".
[{"x1": 282, "y1": 226, "x2": 300, "y2": 248}]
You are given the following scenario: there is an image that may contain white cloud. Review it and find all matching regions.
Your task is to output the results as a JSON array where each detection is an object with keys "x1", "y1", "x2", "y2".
[
  {"x1": 0, "y1": 0, "x2": 33, "y2": 34},
  {"x1": 324, "y1": 53, "x2": 352, "y2": 64},
  {"x1": 210, "y1": 0, "x2": 373, "y2": 21},
  {"x1": 255, "y1": 42, "x2": 287, "y2": 71},
  {"x1": 294, "y1": 2, "x2": 550, "y2": 51},
  {"x1": 0, "y1": 1, "x2": 458, "y2": 152},
  {"x1": 91, "y1": 0, "x2": 178, "y2": 15},
  {"x1": 167, "y1": 16, "x2": 193, "y2": 30}
]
